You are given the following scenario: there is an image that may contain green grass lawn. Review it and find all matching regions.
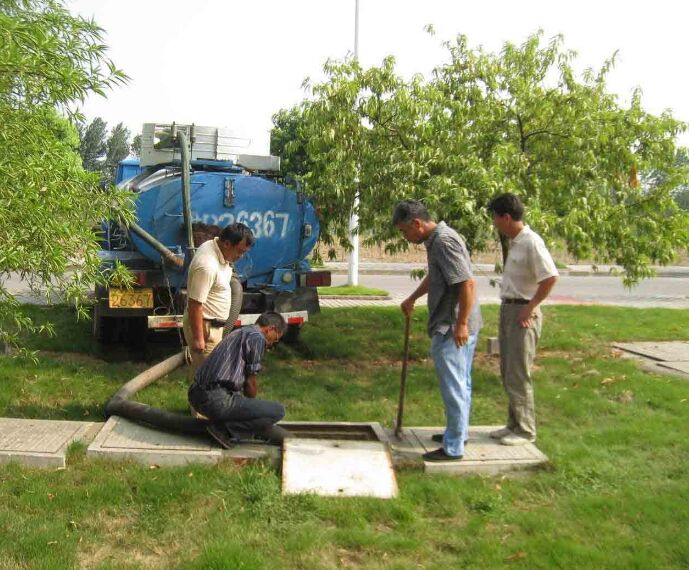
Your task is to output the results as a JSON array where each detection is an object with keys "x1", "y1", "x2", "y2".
[
  {"x1": 2, "y1": 304, "x2": 689, "y2": 568},
  {"x1": 317, "y1": 284, "x2": 389, "y2": 296}
]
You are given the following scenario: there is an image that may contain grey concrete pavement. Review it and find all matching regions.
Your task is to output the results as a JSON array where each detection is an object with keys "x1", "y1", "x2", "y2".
[
  {"x1": 323, "y1": 271, "x2": 689, "y2": 309},
  {"x1": 4, "y1": 262, "x2": 689, "y2": 309},
  {"x1": 323, "y1": 261, "x2": 689, "y2": 278}
]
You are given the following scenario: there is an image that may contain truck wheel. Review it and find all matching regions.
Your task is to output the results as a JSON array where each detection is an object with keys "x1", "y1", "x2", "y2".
[
  {"x1": 282, "y1": 323, "x2": 302, "y2": 344},
  {"x1": 125, "y1": 317, "x2": 149, "y2": 350},
  {"x1": 92, "y1": 306, "x2": 116, "y2": 344}
]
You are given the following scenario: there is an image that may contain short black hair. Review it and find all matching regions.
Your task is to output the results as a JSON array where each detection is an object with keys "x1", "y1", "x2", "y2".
[
  {"x1": 256, "y1": 311, "x2": 287, "y2": 334},
  {"x1": 220, "y1": 222, "x2": 255, "y2": 247},
  {"x1": 487, "y1": 193, "x2": 524, "y2": 221},
  {"x1": 392, "y1": 200, "x2": 431, "y2": 225}
]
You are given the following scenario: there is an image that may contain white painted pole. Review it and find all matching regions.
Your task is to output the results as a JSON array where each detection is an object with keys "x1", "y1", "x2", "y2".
[{"x1": 347, "y1": 0, "x2": 360, "y2": 286}]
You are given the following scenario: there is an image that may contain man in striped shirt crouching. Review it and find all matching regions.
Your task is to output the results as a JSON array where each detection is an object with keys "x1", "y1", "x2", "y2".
[{"x1": 188, "y1": 311, "x2": 290, "y2": 447}]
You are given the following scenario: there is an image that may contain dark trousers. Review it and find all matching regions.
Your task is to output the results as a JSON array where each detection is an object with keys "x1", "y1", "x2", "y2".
[{"x1": 189, "y1": 385, "x2": 285, "y2": 439}]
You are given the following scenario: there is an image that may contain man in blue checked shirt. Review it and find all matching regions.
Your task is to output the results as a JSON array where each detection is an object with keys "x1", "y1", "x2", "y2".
[{"x1": 188, "y1": 311, "x2": 290, "y2": 447}]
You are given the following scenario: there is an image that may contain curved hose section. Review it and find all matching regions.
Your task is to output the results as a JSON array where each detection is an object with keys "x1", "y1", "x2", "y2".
[
  {"x1": 223, "y1": 275, "x2": 244, "y2": 337},
  {"x1": 104, "y1": 351, "x2": 208, "y2": 434},
  {"x1": 128, "y1": 222, "x2": 184, "y2": 269},
  {"x1": 177, "y1": 130, "x2": 195, "y2": 250}
]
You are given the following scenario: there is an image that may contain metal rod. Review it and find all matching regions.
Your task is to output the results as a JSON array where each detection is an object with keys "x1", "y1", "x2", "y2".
[{"x1": 394, "y1": 314, "x2": 411, "y2": 438}]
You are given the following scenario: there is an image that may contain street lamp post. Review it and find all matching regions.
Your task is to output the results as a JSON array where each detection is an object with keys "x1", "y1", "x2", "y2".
[{"x1": 347, "y1": 0, "x2": 360, "y2": 286}]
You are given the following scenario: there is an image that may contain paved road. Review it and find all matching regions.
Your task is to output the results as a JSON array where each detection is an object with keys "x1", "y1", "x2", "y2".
[
  {"x1": 324, "y1": 273, "x2": 689, "y2": 309},
  {"x1": 5, "y1": 270, "x2": 689, "y2": 309}
]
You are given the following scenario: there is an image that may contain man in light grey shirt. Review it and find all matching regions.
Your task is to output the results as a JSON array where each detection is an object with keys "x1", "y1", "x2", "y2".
[
  {"x1": 183, "y1": 223, "x2": 254, "y2": 379},
  {"x1": 488, "y1": 193, "x2": 558, "y2": 446},
  {"x1": 393, "y1": 200, "x2": 482, "y2": 462}
]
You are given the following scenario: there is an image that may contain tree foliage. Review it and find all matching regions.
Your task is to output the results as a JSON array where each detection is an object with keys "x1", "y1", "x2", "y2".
[
  {"x1": 271, "y1": 107, "x2": 311, "y2": 179},
  {"x1": 78, "y1": 118, "x2": 134, "y2": 183},
  {"x1": 0, "y1": 0, "x2": 133, "y2": 352},
  {"x1": 77, "y1": 116, "x2": 107, "y2": 172},
  {"x1": 668, "y1": 148, "x2": 689, "y2": 211},
  {"x1": 131, "y1": 133, "x2": 142, "y2": 158},
  {"x1": 273, "y1": 32, "x2": 689, "y2": 284},
  {"x1": 102, "y1": 122, "x2": 130, "y2": 185}
]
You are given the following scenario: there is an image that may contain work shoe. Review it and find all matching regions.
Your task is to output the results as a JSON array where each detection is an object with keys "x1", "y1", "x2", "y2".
[
  {"x1": 206, "y1": 424, "x2": 236, "y2": 449},
  {"x1": 431, "y1": 433, "x2": 469, "y2": 445},
  {"x1": 489, "y1": 427, "x2": 513, "y2": 440},
  {"x1": 422, "y1": 448, "x2": 463, "y2": 462},
  {"x1": 500, "y1": 433, "x2": 535, "y2": 446}
]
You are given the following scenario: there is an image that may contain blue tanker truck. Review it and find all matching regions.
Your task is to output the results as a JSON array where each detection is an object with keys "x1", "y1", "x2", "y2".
[{"x1": 93, "y1": 123, "x2": 330, "y2": 345}]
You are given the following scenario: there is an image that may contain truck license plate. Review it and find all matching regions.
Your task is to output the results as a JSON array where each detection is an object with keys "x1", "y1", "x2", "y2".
[{"x1": 108, "y1": 288, "x2": 154, "y2": 309}]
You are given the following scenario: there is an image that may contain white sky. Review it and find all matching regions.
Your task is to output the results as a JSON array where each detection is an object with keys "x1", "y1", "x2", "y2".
[{"x1": 69, "y1": 0, "x2": 689, "y2": 150}]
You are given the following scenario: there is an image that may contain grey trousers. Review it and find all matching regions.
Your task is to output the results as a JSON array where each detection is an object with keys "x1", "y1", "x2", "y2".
[{"x1": 499, "y1": 303, "x2": 542, "y2": 439}]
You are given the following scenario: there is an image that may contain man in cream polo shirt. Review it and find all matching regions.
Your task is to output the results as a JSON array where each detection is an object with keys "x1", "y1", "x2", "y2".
[
  {"x1": 183, "y1": 223, "x2": 254, "y2": 377},
  {"x1": 488, "y1": 193, "x2": 558, "y2": 446}
]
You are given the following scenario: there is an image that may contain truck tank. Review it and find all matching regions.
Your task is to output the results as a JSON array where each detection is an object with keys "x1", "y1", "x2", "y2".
[{"x1": 93, "y1": 123, "x2": 330, "y2": 345}]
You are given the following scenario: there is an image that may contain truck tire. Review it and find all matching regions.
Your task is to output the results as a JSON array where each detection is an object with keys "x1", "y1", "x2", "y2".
[
  {"x1": 125, "y1": 316, "x2": 148, "y2": 349},
  {"x1": 92, "y1": 304, "x2": 116, "y2": 344},
  {"x1": 282, "y1": 323, "x2": 302, "y2": 344}
]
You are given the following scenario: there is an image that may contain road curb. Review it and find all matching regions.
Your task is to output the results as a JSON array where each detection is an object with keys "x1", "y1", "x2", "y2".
[{"x1": 319, "y1": 295, "x2": 391, "y2": 300}]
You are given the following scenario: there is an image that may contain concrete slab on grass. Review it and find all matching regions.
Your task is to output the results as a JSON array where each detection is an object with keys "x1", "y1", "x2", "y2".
[
  {"x1": 614, "y1": 341, "x2": 689, "y2": 362},
  {"x1": 658, "y1": 361, "x2": 689, "y2": 375},
  {"x1": 614, "y1": 341, "x2": 689, "y2": 380},
  {"x1": 388, "y1": 425, "x2": 549, "y2": 476},
  {"x1": 0, "y1": 417, "x2": 101, "y2": 468},
  {"x1": 86, "y1": 416, "x2": 276, "y2": 467},
  {"x1": 282, "y1": 438, "x2": 398, "y2": 498}
]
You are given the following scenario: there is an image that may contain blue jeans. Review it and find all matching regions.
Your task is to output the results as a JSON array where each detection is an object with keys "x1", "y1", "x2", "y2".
[{"x1": 431, "y1": 331, "x2": 478, "y2": 457}]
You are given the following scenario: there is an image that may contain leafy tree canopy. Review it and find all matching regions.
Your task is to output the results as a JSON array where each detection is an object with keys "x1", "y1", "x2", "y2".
[
  {"x1": 102, "y1": 122, "x2": 130, "y2": 185},
  {"x1": 0, "y1": 0, "x2": 133, "y2": 353},
  {"x1": 78, "y1": 118, "x2": 134, "y2": 183},
  {"x1": 77, "y1": 116, "x2": 107, "y2": 172},
  {"x1": 668, "y1": 147, "x2": 689, "y2": 211},
  {"x1": 131, "y1": 133, "x2": 142, "y2": 158},
  {"x1": 273, "y1": 31, "x2": 689, "y2": 284}
]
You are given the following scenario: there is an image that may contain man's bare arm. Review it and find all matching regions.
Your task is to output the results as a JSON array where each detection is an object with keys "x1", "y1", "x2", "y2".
[
  {"x1": 244, "y1": 375, "x2": 257, "y2": 398},
  {"x1": 188, "y1": 299, "x2": 206, "y2": 352},
  {"x1": 454, "y1": 278, "x2": 476, "y2": 347},
  {"x1": 401, "y1": 274, "x2": 430, "y2": 316},
  {"x1": 518, "y1": 275, "x2": 558, "y2": 327}
]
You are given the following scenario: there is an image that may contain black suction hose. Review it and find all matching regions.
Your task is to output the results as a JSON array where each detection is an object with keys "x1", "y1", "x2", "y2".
[
  {"x1": 104, "y1": 351, "x2": 208, "y2": 434},
  {"x1": 223, "y1": 274, "x2": 243, "y2": 337}
]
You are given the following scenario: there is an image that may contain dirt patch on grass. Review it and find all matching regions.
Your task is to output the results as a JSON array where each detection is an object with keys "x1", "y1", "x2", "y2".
[
  {"x1": 79, "y1": 544, "x2": 171, "y2": 570},
  {"x1": 39, "y1": 350, "x2": 112, "y2": 367},
  {"x1": 77, "y1": 511, "x2": 196, "y2": 570}
]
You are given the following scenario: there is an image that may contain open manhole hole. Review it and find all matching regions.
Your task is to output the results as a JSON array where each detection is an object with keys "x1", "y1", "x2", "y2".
[{"x1": 279, "y1": 421, "x2": 389, "y2": 443}]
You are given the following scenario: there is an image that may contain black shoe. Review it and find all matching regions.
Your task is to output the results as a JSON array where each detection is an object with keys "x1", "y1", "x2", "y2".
[
  {"x1": 206, "y1": 424, "x2": 236, "y2": 449},
  {"x1": 431, "y1": 433, "x2": 469, "y2": 445},
  {"x1": 422, "y1": 448, "x2": 463, "y2": 462},
  {"x1": 258, "y1": 424, "x2": 292, "y2": 445}
]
